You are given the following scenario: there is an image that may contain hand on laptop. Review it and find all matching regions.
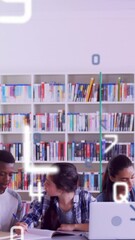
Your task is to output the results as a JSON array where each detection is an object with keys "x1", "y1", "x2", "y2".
[
  {"x1": 57, "y1": 224, "x2": 75, "y2": 231},
  {"x1": 57, "y1": 223, "x2": 88, "y2": 232}
]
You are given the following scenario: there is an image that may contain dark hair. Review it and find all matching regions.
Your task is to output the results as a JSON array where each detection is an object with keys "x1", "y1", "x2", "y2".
[
  {"x1": 0, "y1": 150, "x2": 15, "y2": 164},
  {"x1": 50, "y1": 162, "x2": 78, "y2": 192},
  {"x1": 102, "y1": 154, "x2": 133, "y2": 201},
  {"x1": 41, "y1": 162, "x2": 78, "y2": 230}
]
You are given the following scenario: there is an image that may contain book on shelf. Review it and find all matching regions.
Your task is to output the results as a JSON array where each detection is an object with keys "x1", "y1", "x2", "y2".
[
  {"x1": 78, "y1": 172, "x2": 100, "y2": 191},
  {"x1": 85, "y1": 77, "x2": 95, "y2": 102},
  {"x1": 21, "y1": 228, "x2": 88, "y2": 240}
]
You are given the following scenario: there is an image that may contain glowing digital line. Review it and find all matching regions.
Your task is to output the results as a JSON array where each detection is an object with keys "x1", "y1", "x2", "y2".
[
  {"x1": 104, "y1": 134, "x2": 118, "y2": 154},
  {"x1": 0, "y1": 0, "x2": 32, "y2": 24},
  {"x1": 130, "y1": 204, "x2": 135, "y2": 211},
  {"x1": 23, "y1": 125, "x2": 58, "y2": 174},
  {"x1": 29, "y1": 181, "x2": 43, "y2": 202},
  {"x1": 10, "y1": 226, "x2": 24, "y2": 240},
  {"x1": 113, "y1": 182, "x2": 128, "y2": 203},
  {"x1": 129, "y1": 205, "x2": 135, "y2": 221}
]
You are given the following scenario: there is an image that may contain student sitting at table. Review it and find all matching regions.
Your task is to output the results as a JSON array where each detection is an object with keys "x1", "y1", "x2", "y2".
[
  {"x1": 97, "y1": 154, "x2": 135, "y2": 202},
  {"x1": 0, "y1": 150, "x2": 23, "y2": 231},
  {"x1": 15, "y1": 162, "x2": 95, "y2": 233}
]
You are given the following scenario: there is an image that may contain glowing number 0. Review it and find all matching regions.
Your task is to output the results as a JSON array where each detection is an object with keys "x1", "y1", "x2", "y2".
[
  {"x1": 0, "y1": 0, "x2": 32, "y2": 24},
  {"x1": 92, "y1": 54, "x2": 100, "y2": 65}
]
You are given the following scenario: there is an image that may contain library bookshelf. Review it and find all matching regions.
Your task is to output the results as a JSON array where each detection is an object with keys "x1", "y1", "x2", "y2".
[{"x1": 0, "y1": 73, "x2": 134, "y2": 201}]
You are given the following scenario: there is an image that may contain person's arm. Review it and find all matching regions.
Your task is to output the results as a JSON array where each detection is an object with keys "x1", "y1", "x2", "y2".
[
  {"x1": 80, "y1": 190, "x2": 96, "y2": 225},
  {"x1": 14, "y1": 199, "x2": 43, "y2": 234},
  {"x1": 22, "y1": 199, "x2": 42, "y2": 225},
  {"x1": 15, "y1": 193, "x2": 24, "y2": 222},
  {"x1": 57, "y1": 223, "x2": 88, "y2": 231},
  {"x1": 96, "y1": 192, "x2": 104, "y2": 202}
]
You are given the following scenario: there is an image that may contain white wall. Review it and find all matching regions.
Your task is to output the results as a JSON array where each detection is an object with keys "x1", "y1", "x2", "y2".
[{"x1": 0, "y1": 0, "x2": 135, "y2": 73}]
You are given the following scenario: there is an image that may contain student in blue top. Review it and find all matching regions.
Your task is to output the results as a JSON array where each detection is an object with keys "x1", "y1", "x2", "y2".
[
  {"x1": 15, "y1": 162, "x2": 95, "y2": 233},
  {"x1": 97, "y1": 154, "x2": 135, "y2": 202}
]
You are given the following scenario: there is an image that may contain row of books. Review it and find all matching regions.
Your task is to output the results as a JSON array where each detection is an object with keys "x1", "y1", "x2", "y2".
[
  {"x1": 68, "y1": 78, "x2": 95, "y2": 102},
  {"x1": 68, "y1": 81, "x2": 134, "y2": 102},
  {"x1": 9, "y1": 172, "x2": 47, "y2": 190},
  {"x1": 67, "y1": 112, "x2": 134, "y2": 132},
  {"x1": 78, "y1": 172, "x2": 100, "y2": 191},
  {"x1": 32, "y1": 172, "x2": 100, "y2": 191},
  {"x1": 67, "y1": 141, "x2": 98, "y2": 161},
  {"x1": 0, "y1": 111, "x2": 133, "y2": 132},
  {"x1": 9, "y1": 169, "x2": 31, "y2": 190},
  {"x1": 0, "y1": 84, "x2": 32, "y2": 102},
  {"x1": 0, "y1": 141, "x2": 66, "y2": 162},
  {"x1": 33, "y1": 110, "x2": 65, "y2": 132},
  {"x1": 0, "y1": 113, "x2": 30, "y2": 131},
  {"x1": 34, "y1": 141, "x2": 65, "y2": 161},
  {"x1": 102, "y1": 141, "x2": 134, "y2": 161},
  {"x1": 33, "y1": 83, "x2": 65, "y2": 102},
  {"x1": 67, "y1": 141, "x2": 134, "y2": 162},
  {"x1": 0, "y1": 141, "x2": 134, "y2": 162},
  {"x1": 9, "y1": 169, "x2": 100, "y2": 191},
  {"x1": 32, "y1": 174, "x2": 46, "y2": 188},
  {"x1": 1, "y1": 80, "x2": 134, "y2": 103},
  {"x1": 101, "y1": 82, "x2": 134, "y2": 102},
  {"x1": 0, "y1": 142, "x2": 23, "y2": 161}
]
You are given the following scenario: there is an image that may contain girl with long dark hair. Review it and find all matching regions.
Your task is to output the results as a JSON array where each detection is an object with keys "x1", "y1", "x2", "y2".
[
  {"x1": 16, "y1": 162, "x2": 95, "y2": 233},
  {"x1": 97, "y1": 154, "x2": 135, "y2": 202}
]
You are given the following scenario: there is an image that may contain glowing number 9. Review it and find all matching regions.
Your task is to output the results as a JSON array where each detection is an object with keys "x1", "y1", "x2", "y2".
[{"x1": 0, "y1": 0, "x2": 32, "y2": 24}]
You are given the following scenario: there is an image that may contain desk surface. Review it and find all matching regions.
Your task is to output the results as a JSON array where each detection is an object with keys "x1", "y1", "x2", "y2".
[
  {"x1": 41, "y1": 237, "x2": 85, "y2": 240},
  {"x1": 22, "y1": 233, "x2": 87, "y2": 240},
  {"x1": 23, "y1": 236, "x2": 86, "y2": 240}
]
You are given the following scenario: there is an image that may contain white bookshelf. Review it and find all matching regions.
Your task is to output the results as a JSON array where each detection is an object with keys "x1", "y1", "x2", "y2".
[{"x1": 0, "y1": 73, "x2": 134, "y2": 199}]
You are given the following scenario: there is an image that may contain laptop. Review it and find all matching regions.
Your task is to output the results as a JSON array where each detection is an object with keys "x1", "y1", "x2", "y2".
[{"x1": 89, "y1": 202, "x2": 135, "y2": 240}]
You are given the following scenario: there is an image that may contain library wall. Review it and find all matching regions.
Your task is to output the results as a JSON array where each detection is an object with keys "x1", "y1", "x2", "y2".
[{"x1": 0, "y1": 0, "x2": 135, "y2": 73}]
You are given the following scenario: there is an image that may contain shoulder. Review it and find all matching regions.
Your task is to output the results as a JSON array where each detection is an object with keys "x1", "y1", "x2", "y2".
[
  {"x1": 96, "y1": 192, "x2": 105, "y2": 202},
  {"x1": 75, "y1": 188, "x2": 96, "y2": 202},
  {"x1": 7, "y1": 188, "x2": 22, "y2": 203},
  {"x1": 40, "y1": 191, "x2": 52, "y2": 207},
  {"x1": 132, "y1": 186, "x2": 135, "y2": 193}
]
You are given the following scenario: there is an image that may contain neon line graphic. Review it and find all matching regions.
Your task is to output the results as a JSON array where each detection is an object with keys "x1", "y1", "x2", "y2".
[
  {"x1": 23, "y1": 125, "x2": 58, "y2": 174},
  {"x1": 23, "y1": 125, "x2": 58, "y2": 201},
  {"x1": 130, "y1": 204, "x2": 135, "y2": 211},
  {"x1": 10, "y1": 226, "x2": 24, "y2": 240},
  {"x1": 104, "y1": 134, "x2": 118, "y2": 154},
  {"x1": 113, "y1": 182, "x2": 128, "y2": 203},
  {"x1": 0, "y1": 0, "x2": 32, "y2": 24},
  {"x1": 129, "y1": 204, "x2": 135, "y2": 221},
  {"x1": 30, "y1": 181, "x2": 43, "y2": 202}
]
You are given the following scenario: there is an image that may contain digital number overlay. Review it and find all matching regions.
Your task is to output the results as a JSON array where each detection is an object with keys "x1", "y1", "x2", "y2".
[{"x1": 0, "y1": 0, "x2": 32, "y2": 24}]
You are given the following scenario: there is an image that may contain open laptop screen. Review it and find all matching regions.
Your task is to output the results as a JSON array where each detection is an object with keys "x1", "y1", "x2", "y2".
[{"x1": 89, "y1": 202, "x2": 135, "y2": 239}]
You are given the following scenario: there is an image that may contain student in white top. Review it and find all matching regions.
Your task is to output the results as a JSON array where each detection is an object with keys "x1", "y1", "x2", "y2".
[{"x1": 0, "y1": 150, "x2": 23, "y2": 231}]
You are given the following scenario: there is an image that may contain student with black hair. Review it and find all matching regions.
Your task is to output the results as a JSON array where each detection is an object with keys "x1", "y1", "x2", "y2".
[
  {"x1": 16, "y1": 162, "x2": 95, "y2": 233},
  {"x1": 0, "y1": 150, "x2": 23, "y2": 231},
  {"x1": 97, "y1": 154, "x2": 135, "y2": 202}
]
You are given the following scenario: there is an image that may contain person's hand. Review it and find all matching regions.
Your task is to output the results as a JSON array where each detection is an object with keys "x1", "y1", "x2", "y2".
[
  {"x1": 14, "y1": 222, "x2": 28, "y2": 235},
  {"x1": 57, "y1": 224, "x2": 75, "y2": 231}
]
